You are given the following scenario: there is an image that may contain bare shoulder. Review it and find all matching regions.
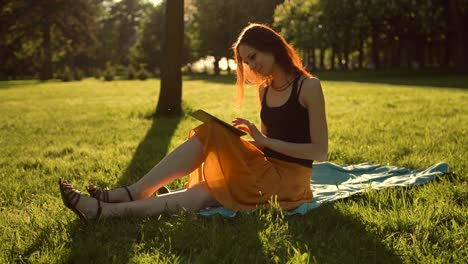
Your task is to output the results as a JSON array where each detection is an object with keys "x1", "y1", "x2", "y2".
[
  {"x1": 299, "y1": 77, "x2": 324, "y2": 107},
  {"x1": 301, "y1": 77, "x2": 322, "y2": 93}
]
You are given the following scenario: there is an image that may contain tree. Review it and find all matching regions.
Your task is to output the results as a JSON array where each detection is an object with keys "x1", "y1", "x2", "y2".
[
  {"x1": 445, "y1": 0, "x2": 468, "y2": 72},
  {"x1": 107, "y1": 0, "x2": 149, "y2": 66},
  {"x1": 130, "y1": 1, "x2": 195, "y2": 73},
  {"x1": 274, "y1": 0, "x2": 325, "y2": 70},
  {"x1": 130, "y1": 3, "x2": 166, "y2": 70},
  {"x1": 0, "y1": 0, "x2": 101, "y2": 80},
  {"x1": 156, "y1": 0, "x2": 184, "y2": 116},
  {"x1": 191, "y1": 0, "x2": 283, "y2": 75}
]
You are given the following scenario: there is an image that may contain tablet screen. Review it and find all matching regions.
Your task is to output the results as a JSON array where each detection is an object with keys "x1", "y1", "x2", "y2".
[{"x1": 190, "y1": 109, "x2": 247, "y2": 137}]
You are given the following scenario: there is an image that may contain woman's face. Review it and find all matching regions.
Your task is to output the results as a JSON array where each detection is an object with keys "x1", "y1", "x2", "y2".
[{"x1": 238, "y1": 44, "x2": 275, "y2": 76}]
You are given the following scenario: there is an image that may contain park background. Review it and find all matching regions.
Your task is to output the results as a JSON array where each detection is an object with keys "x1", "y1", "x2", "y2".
[
  {"x1": 2, "y1": 0, "x2": 468, "y2": 81},
  {"x1": 1, "y1": 0, "x2": 467, "y2": 263}
]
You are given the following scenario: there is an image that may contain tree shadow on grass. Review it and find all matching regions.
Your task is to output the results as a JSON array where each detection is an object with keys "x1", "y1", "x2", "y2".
[
  {"x1": 59, "y1": 213, "x2": 263, "y2": 263},
  {"x1": 117, "y1": 115, "x2": 184, "y2": 186},
  {"x1": 64, "y1": 114, "x2": 183, "y2": 263},
  {"x1": 287, "y1": 204, "x2": 403, "y2": 263},
  {"x1": 315, "y1": 69, "x2": 468, "y2": 90},
  {"x1": 59, "y1": 111, "x2": 402, "y2": 263},
  {"x1": 60, "y1": 205, "x2": 403, "y2": 263}
]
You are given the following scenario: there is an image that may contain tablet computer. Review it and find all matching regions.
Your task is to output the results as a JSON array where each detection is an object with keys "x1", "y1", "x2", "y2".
[{"x1": 190, "y1": 109, "x2": 247, "y2": 137}]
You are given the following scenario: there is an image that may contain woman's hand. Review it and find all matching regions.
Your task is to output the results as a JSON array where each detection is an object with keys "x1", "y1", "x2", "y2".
[{"x1": 232, "y1": 118, "x2": 267, "y2": 147}]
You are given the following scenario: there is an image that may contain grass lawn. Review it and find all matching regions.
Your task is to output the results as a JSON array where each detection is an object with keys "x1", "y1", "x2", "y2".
[{"x1": 0, "y1": 71, "x2": 467, "y2": 263}]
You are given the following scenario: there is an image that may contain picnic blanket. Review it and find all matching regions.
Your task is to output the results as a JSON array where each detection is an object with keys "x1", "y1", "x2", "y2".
[{"x1": 198, "y1": 162, "x2": 450, "y2": 217}]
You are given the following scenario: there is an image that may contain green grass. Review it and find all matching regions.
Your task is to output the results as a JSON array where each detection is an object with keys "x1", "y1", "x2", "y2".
[{"x1": 0, "y1": 72, "x2": 467, "y2": 263}]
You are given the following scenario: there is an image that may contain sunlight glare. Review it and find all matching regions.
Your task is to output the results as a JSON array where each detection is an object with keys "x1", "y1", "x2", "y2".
[{"x1": 148, "y1": 0, "x2": 162, "y2": 6}]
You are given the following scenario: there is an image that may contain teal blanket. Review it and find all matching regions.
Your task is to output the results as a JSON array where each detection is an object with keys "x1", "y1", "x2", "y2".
[{"x1": 198, "y1": 162, "x2": 449, "y2": 217}]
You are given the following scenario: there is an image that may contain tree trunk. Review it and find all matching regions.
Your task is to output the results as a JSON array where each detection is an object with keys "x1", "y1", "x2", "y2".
[
  {"x1": 337, "y1": 52, "x2": 343, "y2": 70},
  {"x1": 446, "y1": 0, "x2": 466, "y2": 72},
  {"x1": 427, "y1": 41, "x2": 433, "y2": 67},
  {"x1": 344, "y1": 50, "x2": 349, "y2": 70},
  {"x1": 156, "y1": 0, "x2": 184, "y2": 116},
  {"x1": 330, "y1": 48, "x2": 335, "y2": 70},
  {"x1": 319, "y1": 48, "x2": 325, "y2": 70},
  {"x1": 415, "y1": 36, "x2": 425, "y2": 69},
  {"x1": 391, "y1": 38, "x2": 400, "y2": 68},
  {"x1": 405, "y1": 38, "x2": 411, "y2": 68},
  {"x1": 371, "y1": 25, "x2": 380, "y2": 69},
  {"x1": 213, "y1": 56, "x2": 221, "y2": 75},
  {"x1": 311, "y1": 48, "x2": 317, "y2": 71},
  {"x1": 358, "y1": 34, "x2": 363, "y2": 69},
  {"x1": 40, "y1": 19, "x2": 53, "y2": 80}
]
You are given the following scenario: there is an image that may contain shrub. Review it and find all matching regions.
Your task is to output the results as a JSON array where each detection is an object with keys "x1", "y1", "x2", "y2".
[
  {"x1": 60, "y1": 66, "x2": 73, "y2": 82},
  {"x1": 137, "y1": 64, "x2": 150, "y2": 80},
  {"x1": 127, "y1": 65, "x2": 137, "y2": 80},
  {"x1": 103, "y1": 63, "x2": 115, "y2": 81},
  {"x1": 53, "y1": 70, "x2": 61, "y2": 80},
  {"x1": 94, "y1": 68, "x2": 102, "y2": 79},
  {"x1": 73, "y1": 69, "x2": 84, "y2": 81}
]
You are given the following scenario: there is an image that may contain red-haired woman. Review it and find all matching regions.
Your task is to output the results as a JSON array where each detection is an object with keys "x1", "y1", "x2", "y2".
[{"x1": 59, "y1": 23, "x2": 328, "y2": 220}]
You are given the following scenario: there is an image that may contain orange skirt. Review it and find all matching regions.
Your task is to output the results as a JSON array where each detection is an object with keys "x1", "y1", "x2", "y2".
[{"x1": 186, "y1": 122, "x2": 313, "y2": 211}]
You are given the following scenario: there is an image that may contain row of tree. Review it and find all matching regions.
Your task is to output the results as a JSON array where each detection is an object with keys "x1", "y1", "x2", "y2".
[
  {"x1": 1, "y1": 0, "x2": 467, "y2": 80},
  {"x1": 274, "y1": 0, "x2": 468, "y2": 72}
]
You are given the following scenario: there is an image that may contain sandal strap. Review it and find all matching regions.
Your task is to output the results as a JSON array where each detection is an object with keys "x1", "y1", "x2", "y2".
[
  {"x1": 89, "y1": 188, "x2": 100, "y2": 199},
  {"x1": 122, "y1": 186, "x2": 134, "y2": 201},
  {"x1": 64, "y1": 188, "x2": 80, "y2": 203},
  {"x1": 88, "y1": 185, "x2": 133, "y2": 202},
  {"x1": 69, "y1": 192, "x2": 81, "y2": 208},
  {"x1": 96, "y1": 199, "x2": 102, "y2": 220},
  {"x1": 59, "y1": 179, "x2": 86, "y2": 221},
  {"x1": 90, "y1": 188, "x2": 110, "y2": 203}
]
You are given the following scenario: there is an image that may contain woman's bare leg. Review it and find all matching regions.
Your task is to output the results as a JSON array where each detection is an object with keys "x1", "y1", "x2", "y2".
[
  {"x1": 97, "y1": 136, "x2": 205, "y2": 202},
  {"x1": 129, "y1": 136, "x2": 205, "y2": 199},
  {"x1": 73, "y1": 183, "x2": 217, "y2": 219}
]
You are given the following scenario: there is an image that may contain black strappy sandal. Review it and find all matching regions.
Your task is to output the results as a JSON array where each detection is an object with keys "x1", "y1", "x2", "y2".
[
  {"x1": 86, "y1": 185, "x2": 134, "y2": 203},
  {"x1": 59, "y1": 179, "x2": 102, "y2": 221},
  {"x1": 86, "y1": 185, "x2": 171, "y2": 202}
]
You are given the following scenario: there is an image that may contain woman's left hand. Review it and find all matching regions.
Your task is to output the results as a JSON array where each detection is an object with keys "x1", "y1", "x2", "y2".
[{"x1": 232, "y1": 118, "x2": 267, "y2": 147}]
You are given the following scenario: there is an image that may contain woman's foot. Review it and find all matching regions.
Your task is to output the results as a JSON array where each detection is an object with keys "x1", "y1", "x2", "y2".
[
  {"x1": 59, "y1": 179, "x2": 102, "y2": 220},
  {"x1": 86, "y1": 185, "x2": 134, "y2": 203}
]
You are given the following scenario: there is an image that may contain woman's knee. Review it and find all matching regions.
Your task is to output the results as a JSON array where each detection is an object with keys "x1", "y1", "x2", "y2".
[{"x1": 185, "y1": 183, "x2": 218, "y2": 208}]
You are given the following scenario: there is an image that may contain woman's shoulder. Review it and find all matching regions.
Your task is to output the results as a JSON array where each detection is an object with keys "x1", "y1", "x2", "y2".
[
  {"x1": 299, "y1": 76, "x2": 324, "y2": 107},
  {"x1": 300, "y1": 76, "x2": 321, "y2": 90}
]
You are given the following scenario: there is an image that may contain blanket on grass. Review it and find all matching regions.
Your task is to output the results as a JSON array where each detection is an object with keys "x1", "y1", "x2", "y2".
[{"x1": 198, "y1": 162, "x2": 450, "y2": 217}]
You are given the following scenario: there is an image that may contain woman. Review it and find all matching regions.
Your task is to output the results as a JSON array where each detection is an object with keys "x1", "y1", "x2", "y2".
[{"x1": 59, "y1": 23, "x2": 328, "y2": 220}]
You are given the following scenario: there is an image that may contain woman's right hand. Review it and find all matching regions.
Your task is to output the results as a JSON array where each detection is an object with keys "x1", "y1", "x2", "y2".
[{"x1": 232, "y1": 118, "x2": 267, "y2": 147}]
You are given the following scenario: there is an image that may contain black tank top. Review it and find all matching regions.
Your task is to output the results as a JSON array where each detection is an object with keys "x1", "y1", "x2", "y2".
[{"x1": 260, "y1": 75, "x2": 313, "y2": 167}]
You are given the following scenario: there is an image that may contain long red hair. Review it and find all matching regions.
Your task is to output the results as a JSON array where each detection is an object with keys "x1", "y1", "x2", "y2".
[{"x1": 232, "y1": 23, "x2": 312, "y2": 105}]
